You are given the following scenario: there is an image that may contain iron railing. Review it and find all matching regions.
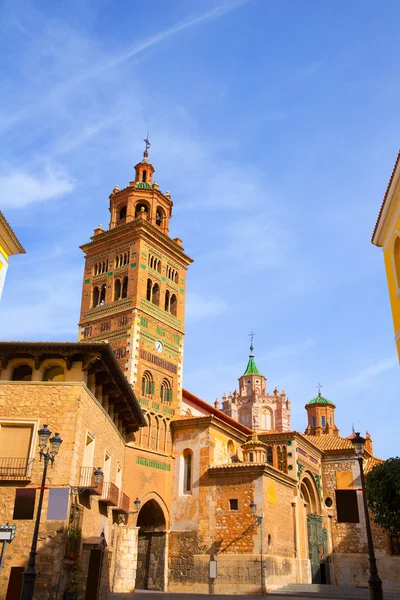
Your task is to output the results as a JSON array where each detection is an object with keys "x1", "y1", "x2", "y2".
[
  {"x1": 0, "y1": 457, "x2": 34, "y2": 480},
  {"x1": 79, "y1": 466, "x2": 103, "y2": 495},
  {"x1": 100, "y1": 482, "x2": 119, "y2": 506}
]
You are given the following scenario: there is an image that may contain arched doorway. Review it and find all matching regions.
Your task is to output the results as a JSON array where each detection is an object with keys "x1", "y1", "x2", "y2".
[
  {"x1": 135, "y1": 499, "x2": 167, "y2": 591},
  {"x1": 300, "y1": 473, "x2": 329, "y2": 584}
]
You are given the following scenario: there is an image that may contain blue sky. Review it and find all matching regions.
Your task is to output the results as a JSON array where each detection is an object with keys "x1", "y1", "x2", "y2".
[{"x1": 1, "y1": 0, "x2": 399, "y2": 458}]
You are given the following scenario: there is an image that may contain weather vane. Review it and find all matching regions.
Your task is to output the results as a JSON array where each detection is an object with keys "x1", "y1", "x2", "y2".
[
  {"x1": 143, "y1": 132, "x2": 151, "y2": 157},
  {"x1": 248, "y1": 330, "x2": 255, "y2": 354},
  {"x1": 316, "y1": 382, "x2": 322, "y2": 397}
]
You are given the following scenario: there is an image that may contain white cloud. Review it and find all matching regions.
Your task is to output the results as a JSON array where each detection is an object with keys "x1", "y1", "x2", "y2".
[
  {"x1": 332, "y1": 356, "x2": 398, "y2": 393},
  {"x1": 186, "y1": 292, "x2": 228, "y2": 320},
  {"x1": 0, "y1": 166, "x2": 74, "y2": 208},
  {"x1": 261, "y1": 339, "x2": 316, "y2": 361}
]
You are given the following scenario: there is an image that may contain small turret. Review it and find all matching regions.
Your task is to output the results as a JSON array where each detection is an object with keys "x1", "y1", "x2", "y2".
[{"x1": 304, "y1": 386, "x2": 339, "y2": 436}]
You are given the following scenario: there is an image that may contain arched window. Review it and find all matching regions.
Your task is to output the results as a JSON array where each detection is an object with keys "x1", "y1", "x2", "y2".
[
  {"x1": 92, "y1": 286, "x2": 100, "y2": 307},
  {"x1": 260, "y1": 410, "x2": 272, "y2": 431},
  {"x1": 118, "y1": 206, "x2": 127, "y2": 221},
  {"x1": 160, "y1": 379, "x2": 172, "y2": 402},
  {"x1": 165, "y1": 289, "x2": 170, "y2": 312},
  {"x1": 121, "y1": 276, "x2": 128, "y2": 298},
  {"x1": 114, "y1": 279, "x2": 121, "y2": 301},
  {"x1": 170, "y1": 294, "x2": 177, "y2": 316},
  {"x1": 182, "y1": 450, "x2": 193, "y2": 494},
  {"x1": 94, "y1": 263, "x2": 98, "y2": 275},
  {"x1": 159, "y1": 419, "x2": 167, "y2": 453},
  {"x1": 135, "y1": 203, "x2": 149, "y2": 218},
  {"x1": 156, "y1": 208, "x2": 163, "y2": 227},
  {"x1": 146, "y1": 278, "x2": 152, "y2": 301},
  {"x1": 266, "y1": 447, "x2": 273, "y2": 465},
  {"x1": 141, "y1": 371, "x2": 154, "y2": 397},
  {"x1": 142, "y1": 170, "x2": 147, "y2": 183},
  {"x1": 11, "y1": 365, "x2": 32, "y2": 381},
  {"x1": 43, "y1": 366, "x2": 65, "y2": 382},
  {"x1": 151, "y1": 416, "x2": 159, "y2": 451},
  {"x1": 152, "y1": 283, "x2": 160, "y2": 306},
  {"x1": 239, "y1": 408, "x2": 251, "y2": 428},
  {"x1": 394, "y1": 236, "x2": 400, "y2": 288},
  {"x1": 157, "y1": 259, "x2": 161, "y2": 273},
  {"x1": 99, "y1": 284, "x2": 106, "y2": 305},
  {"x1": 175, "y1": 272, "x2": 179, "y2": 284}
]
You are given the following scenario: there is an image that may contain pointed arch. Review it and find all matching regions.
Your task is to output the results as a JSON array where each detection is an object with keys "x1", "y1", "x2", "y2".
[
  {"x1": 170, "y1": 293, "x2": 177, "y2": 316},
  {"x1": 121, "y1": 276, "x2": 128, "y2": 298},
  {"x1": 300, "y1": 471, "x2": 321, "y2": 515},
  {"x1": 118, "y1": 205, "x2": 127, "y2": 221},
  {"x1": 99, "y1": 283, "x2": 106, "y2": 305},
  {"x1": 92, "y1": 286, "x2": 100, "y2": 307},
  {"x1": 141, "y1": 371, "x2": 154, "y2": 397},
  {"x1": 164, "y1": 289, "x2": 170, "y2": 312},
  {"x1": 160, "y1": 378, "x2": 172, "y2": 402},
  {"x1": 135, "y1": 202, "x2": 149, "y2": 218},
  {"x1": 146, "y1": 278, "x2": 152, "y2": 301},
  {"x1": 114, "y1": 279, "x2": 121, "y2": 301},
  {"x1": 152, "y1": 283, "x2": 160, "y2": 306}
]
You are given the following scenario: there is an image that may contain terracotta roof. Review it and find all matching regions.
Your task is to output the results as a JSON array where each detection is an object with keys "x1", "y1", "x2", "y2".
[
  {"x1": 371, "y1": 150, "x2": 400, "y2": 244},
  {"x1": 302, "y1": 434, "x2": 354, "y2": 452},
  {"x1": 364, "y1": 456, "x2": 384, "y2": 475},
  {"x1": 208, "y1": 461, "x2": 266, "y2": 470},
  {"x1": 0, "y1": 211, "x2": 25, "y2": 255},
  {"x1": 182, "y1": 389, "x2": 252, "y2": 435}
]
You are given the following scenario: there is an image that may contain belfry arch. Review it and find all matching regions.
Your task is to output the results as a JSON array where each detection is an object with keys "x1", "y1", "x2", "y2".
[{"x1": 135, "y1": 498, "x2": 168, "y2": 591}]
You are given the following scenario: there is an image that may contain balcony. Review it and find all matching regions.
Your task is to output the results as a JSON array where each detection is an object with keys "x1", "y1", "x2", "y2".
[
  {"x1": 79, "y1": 466, "x2": 103, "y2": 495},
  {"x1": 0, "y1": 457, "x2": 34, "y2": 480},
  {"x1": 100, "y1": 482, "x2": 119, "y2": 506},
  {"x1": 113, "y1": 492, "x2": 130, "y2": 514}
]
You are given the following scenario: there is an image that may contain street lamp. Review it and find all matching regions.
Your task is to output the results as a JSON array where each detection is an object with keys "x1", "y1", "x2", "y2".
[
  {"x1": 21, "y1": 425, "x2": 63, "y2": 600},
  {"x1": 351, "y1": 433, "x2": 383, "y2": 600},
  {"x1": 70, "y1": 466, "x2": 104, "y2": 495},
  {"x1": 250, "y1": 501, "x2": 262, "y2": 525},
  {"x1": 134, "y1": 497, "x2": 141, "y2": 513}
]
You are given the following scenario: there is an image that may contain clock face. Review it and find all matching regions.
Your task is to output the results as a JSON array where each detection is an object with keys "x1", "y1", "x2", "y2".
[{"x1": 155, "y1": 340, "x2": 163, "y2": 353}]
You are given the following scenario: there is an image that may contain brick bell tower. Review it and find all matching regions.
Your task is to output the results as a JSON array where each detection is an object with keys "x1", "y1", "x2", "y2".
[{"x1": 78, "y1": 140, "x2": 193, "y2": 420}]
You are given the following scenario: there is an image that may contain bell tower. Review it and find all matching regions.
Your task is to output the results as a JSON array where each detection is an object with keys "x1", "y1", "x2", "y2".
[{"x1": 78, "y1": 142, "x2": 193, "y2": 425}]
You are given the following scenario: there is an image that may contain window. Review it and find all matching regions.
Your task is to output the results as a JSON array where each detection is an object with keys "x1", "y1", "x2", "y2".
[
  {"x1": 11, "y1": 365, "x2": 32, "y2": 381},
  {"x1": 152, "y1": 283, "x2": 160, "y2": 306},
  {"x1": 325, "y1": 497, "x2": 333, "y2": 508},
  {"x1": 170, "y1": 294, "x2": 177, "y2": 316},
  {"x1": 390, "y1": 534, "x2": 400, "y2": 555},
  {"x1": 83, "y1": 326, "x2": 92, "y2": 338},
  {"x1": 135, "y1": 203, "x2": 149, "y2": 218},
  {"x1": 0, "y1": 424, "x2": 33, "y2": 477},
  {"x1": 229, "y1": 499, "x2": 238, "y2": 511},
  {"x1": 120, "y1": 316, "x2": 128, "y2": 326},
  {"x1": 321, "y1": 416, "x2": 326, "y2": 427},
  {"x1": 100, "y1": 321, "x2": 111, "y2": 332},
  {"x1": 312, "y1": 416, "x2": 316, "y2": 428},
  {"x1": 94, "y1": 260, "x2": 108, "y2": 276},
  {"x1": 92, "y1": 286, "x2": 100, "y2": 307},
  {"x1": 335, "y1": 490, "x2": 359, "y2": 523},
  {"x1": 249, "y1": 452, "x2": 254, "y2": 463},
  {"x1": 121, "y1": 276, "x2": 128, "y2": 298},
  {"x1": 266, "y1": 447, "x2": 273, "y2": 465},
  {"x1": 142, "y1": 170, "x2": 147, "y2": 183},
  {"x1": 183, "y1": 450, "x2": 192, "y2": 494},
  {"x1": 13, "y1": 488, "x2": 36, "y2": 519},
  {"x1": 146, "y1": 278, "x2": 152, "y2": 301},
  {"x1": 103, "y1": 452, "x2": 111, "y2": 483},
  {"x1": 43, "y1": 366, "x2": 64, "y2": 382},
  {"x1": 156, "y1": 208, "x2": 163, "y2": 227},
  {"x1": 118, "y1": 206, "x2": 127, "y2": 221},
  {"x1": 330, "y1": 417, "x2": 332, "y2": 425},
  {"x1": 260, "y1": 410, "x2": 272, "y2": 430},
  {"x1": 239, "y1": 408, "x2": 251, "y2": 428},
  {"x1": 141, "y1": 371, "x2": 154, "y2": 397},
  {"x1": 114, "y1": 348, "x2": 126, "y2": 359},
  {"x1": 114, "y1": 279, "x2": 121, "y2": 300},
  {"x1": 99, "y1": 284, "x2": 106, "y2": 305},
  {"x1": 160, "y1": 379, "x2": 172, "y2": 402},
  {"x1": 82, "y1": 433, "x2": 95, "y2": 468},
  {"x1": 165, "y1": 289, "x2": 170, "y2": 312}
]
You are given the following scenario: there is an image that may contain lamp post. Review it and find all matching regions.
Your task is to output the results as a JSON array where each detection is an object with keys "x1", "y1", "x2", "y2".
[
  {"x1": 250, "y1": 502, "x2": 264, "y2": 594},
  {"x1": 351, "y1": 433, "x2": 383, "y2": 600},
  {"x1": 21, "y1": 425, "x2": 63, "y2": 600},
  {"x1": 70, "y1": 467, "x2": 104, "y2": 495}
]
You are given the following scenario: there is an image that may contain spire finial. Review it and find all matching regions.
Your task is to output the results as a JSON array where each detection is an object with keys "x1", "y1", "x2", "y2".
[
  {"x1": 317, "y1": 382, "x2": 322, "y2": 398},
  {"x1": 248, "y1": 330, "x2": 255, "y2": 356},
  {"x1": 143, "y1": 132, "x2": 151, "y2": 158},
  {"x1": 352, "y1": 423, "x2": 355, "y2": 434}
]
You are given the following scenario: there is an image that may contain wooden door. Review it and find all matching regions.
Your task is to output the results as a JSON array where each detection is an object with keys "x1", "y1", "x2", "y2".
[
  {"x1": 6, "y1": 566, "x2": 24, "y2": 600},
  {"x1": 84, "y1": 549, "x2": 103, "y2": 600}
]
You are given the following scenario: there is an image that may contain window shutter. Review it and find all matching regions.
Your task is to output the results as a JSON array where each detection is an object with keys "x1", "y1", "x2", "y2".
[
  {"x1": 169, "y1": 389, "x2": 173, "y2": 402},
  {"x1": 335, "y1": 490, "x2": 359, "y2": 523}
]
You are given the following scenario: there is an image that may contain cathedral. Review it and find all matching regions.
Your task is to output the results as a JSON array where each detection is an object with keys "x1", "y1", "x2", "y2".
[{"x1": 0, "y1": 147, "x2": 398, "y2": 599}]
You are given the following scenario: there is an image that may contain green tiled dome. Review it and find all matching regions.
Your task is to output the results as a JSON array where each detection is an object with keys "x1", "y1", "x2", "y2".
[
  {"x1": 306, "y1": 393, "x2": 334, "y2": 406},
  {"x1": 242, "y1": 355, "x2": 261, "y2": 376}
]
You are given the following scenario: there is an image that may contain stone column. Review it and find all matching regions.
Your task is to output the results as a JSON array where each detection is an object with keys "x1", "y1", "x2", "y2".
[{"x1": 112, "y1": 525, "x2": 140, "y2": 593}]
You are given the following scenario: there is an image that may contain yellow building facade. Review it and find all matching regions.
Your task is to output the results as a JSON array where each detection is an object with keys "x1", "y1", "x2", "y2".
[
  {"x1": 0, "y1": 211, "x2": 25, "y2": 299},
  {"x1": 372, "y1": 151, "x2": 400, "y2": 359}
]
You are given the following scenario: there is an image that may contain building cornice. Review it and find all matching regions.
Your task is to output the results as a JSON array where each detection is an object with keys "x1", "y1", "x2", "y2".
[
  {"x1": 0, "y1": 211, "x2": 25, "y2": 256},
  {"x1": 372, "y1": 150, "x2": 400, "y2": 246}
]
